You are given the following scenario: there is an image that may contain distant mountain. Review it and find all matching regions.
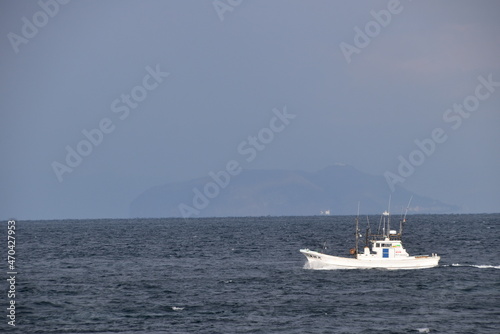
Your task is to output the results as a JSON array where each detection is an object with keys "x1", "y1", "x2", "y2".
[{"x1": 129, "y1": 165, "x2": 459, "y2": 218}]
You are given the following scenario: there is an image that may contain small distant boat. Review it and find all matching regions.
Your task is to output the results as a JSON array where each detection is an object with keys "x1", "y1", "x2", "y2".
[{"x1": 300, "y1": 200, "x2": 440, "y2": 270}]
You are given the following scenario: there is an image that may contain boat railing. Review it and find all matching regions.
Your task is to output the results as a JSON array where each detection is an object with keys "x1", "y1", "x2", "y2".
[{"x1": 369, "y1": 234, "x2": 402, "y2": 241}]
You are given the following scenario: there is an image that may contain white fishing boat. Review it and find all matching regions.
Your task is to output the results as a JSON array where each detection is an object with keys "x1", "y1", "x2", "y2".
[{"x1": 300, "y1": 201, "x2": 440, "y2": 270}]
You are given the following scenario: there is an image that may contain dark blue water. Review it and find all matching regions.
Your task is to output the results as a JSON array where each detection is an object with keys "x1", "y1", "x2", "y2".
[{"x1": 4, "y1": 214, "x2": 500, "y2": 333}]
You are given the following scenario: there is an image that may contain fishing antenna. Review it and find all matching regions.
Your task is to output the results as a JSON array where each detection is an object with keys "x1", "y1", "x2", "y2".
[
  {"x1": 387, "y1": 194, "x2": 391, "y2": 235},
  {"x1": 403, "y1": 196, "x2": 413, "y2": 222},
  {"x1": 377, "y1": 214, "x2": 383, "y2": 235},
  {"x1": 400, "y1": 196, "x2": 413, "y2": 236}
]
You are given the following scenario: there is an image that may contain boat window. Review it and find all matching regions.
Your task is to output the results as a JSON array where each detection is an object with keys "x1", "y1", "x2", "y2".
[{"x1": 376, "y1": 243, "x2": 380, "y2": 247}]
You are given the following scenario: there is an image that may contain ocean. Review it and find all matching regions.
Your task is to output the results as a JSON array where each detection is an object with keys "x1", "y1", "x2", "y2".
[{"x1": 4, "y1": 214, "x2": 500, "y2": 333}]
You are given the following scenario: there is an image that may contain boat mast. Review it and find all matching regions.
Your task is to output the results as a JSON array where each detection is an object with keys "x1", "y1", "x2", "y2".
[
  {"x1": 381, "y1": 196, "x2": 391, "y2": 238},
  {"x1": 365, "y1": 215, "x2": 370, "y2": 248},
  {"x1": 387, "y1": 195, "x2": 391, "y2": 238},
  {"x1": 355, "y1": 202, "x2": 360, "y2": 255}
]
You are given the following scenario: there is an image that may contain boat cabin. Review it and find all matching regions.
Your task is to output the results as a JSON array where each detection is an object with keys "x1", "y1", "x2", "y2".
[{"x1": 359, "y1": 238, "x2": 409, "y2": 259}]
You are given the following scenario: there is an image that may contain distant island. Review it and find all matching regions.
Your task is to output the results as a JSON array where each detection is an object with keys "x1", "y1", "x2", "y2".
[{"x1": 129, "y1": 164, "x2": 458, "y2": 218}]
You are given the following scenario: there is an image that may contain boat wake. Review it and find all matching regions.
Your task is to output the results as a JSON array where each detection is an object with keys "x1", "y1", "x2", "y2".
[
  {"x1": 303, "y1": 262, "x2": 368, "y2": 270},
  {"x1": 304, "y1": 261, "x2": 336, "y2": 270},
  {"x1": 303, "y1": 262, "x2": 339, "y2": 270},
  {"x1": 448, "y1": 263, "x2": 500, "y2": 269},
  {"x1": 171, "y1": 306, "x2": 185, "y2": 311}
]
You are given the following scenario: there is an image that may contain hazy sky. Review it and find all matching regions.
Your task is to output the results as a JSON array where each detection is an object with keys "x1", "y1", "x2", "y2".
[{"x1": 1, "y1": 0, "x2": 499, "y2": 219}]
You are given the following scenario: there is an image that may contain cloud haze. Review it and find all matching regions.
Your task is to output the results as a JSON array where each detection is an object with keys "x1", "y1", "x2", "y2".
[{"x1": 1, "y1": 0, "x2": 499, "y2": 219}]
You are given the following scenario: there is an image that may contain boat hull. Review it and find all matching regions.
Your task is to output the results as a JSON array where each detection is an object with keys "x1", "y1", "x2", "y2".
[{"x1": 300, "y1": 249, "x2": 440, "y2": 270}]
